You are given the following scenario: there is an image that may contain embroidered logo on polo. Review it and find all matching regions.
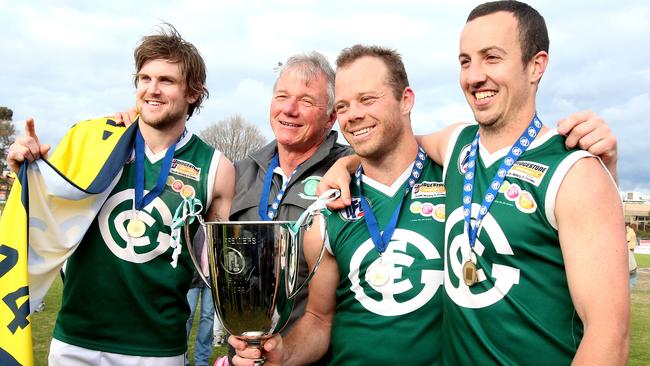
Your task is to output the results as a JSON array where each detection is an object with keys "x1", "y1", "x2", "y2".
[
  {"x1": 411, "y1": 181, "x2": 446, "y2": 199},
  {"x1": 297, "y1": 176, "x2": 321, "y2": 200},
  {"x1": 444, "y1": 204, "x2": 521, "y2": 308},
  {"x1": 170, "y1": 159, "x2": 201, "y2": 181},
  {"x1": 339, "y1": 197, "x2": 364, "y2": 221},
  {"x1": 348, "y1": 228, "x2": 443, "y2": 316},
  {"x1": 458, "y1": 144, "x2": 472, "y2": 174},
  {"x1": 98, "y1": 189, "x2": 173, "y2": 263}
]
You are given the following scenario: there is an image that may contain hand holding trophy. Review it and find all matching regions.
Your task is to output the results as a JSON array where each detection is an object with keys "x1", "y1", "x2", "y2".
[{"x1": 178, "y1": 189, "x2": 339, "y2": 365}]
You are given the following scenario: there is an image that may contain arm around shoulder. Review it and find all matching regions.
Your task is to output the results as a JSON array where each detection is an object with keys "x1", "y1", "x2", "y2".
[
  {"x1": 556, "y1": 157, "x2": 629, "y2": 365},
  {"x1": 417, "y1": 122, "x2": 466, "y2": 166}
]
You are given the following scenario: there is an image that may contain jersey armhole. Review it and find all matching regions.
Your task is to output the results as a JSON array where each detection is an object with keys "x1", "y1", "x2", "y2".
[
  {"x1": 206, "y1": 149, "x2": 222, "y2": 206},
  {"x1": 544, "y1": 150, "x2": 595, "y2": 230}
]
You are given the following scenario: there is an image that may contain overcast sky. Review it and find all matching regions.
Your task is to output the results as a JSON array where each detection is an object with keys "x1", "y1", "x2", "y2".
[{"x1": 1, "y1": 0, "x2": 648, "y2": 194}]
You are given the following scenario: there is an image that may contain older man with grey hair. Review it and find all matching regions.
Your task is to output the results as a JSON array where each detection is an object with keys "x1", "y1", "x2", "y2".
[{"x1": 228, "y1": 51, "x2": 350, "y2": 365}]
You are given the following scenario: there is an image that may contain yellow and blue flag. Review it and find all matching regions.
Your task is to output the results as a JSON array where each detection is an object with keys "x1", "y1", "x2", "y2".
[{"x1": 0, "y1": 118, "x2": 135, "y2": 365}]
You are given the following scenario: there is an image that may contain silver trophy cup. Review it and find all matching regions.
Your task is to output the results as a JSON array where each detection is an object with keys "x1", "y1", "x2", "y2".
[{"x1": 185, "y1": 217, "x2": 326, "y2": 365}]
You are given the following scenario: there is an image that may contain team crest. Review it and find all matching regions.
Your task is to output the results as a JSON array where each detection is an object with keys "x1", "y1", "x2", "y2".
[
  {"x1": 98, "y1": 189, "x2": 174, "y2": 264},
  {"x1": 444, "y1": 204, "x2": 521, "y2": 308},
  {"x1": 338, "y1": 197, "x2": 364, "y2": 221},
  {"x1": 298, "y1": 176, "x2": 321, "y2": 200},
  {"x1": 458, "y1": 144, "x2": 472, "y2": 174},
  {"x1": 348, "y1": 229, "x2": 444, "y2": 316}
]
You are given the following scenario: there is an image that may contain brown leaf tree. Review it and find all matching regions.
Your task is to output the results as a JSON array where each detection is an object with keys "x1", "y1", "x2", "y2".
[
  {"x1": 199, "y1": 114, "x2": 267, "y2": 162},
  {"x1": 0, "y1": 107, "x2": 16, "y2": 175}
]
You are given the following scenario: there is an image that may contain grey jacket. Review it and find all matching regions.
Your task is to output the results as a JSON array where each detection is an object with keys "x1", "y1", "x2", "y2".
[{"x1": 230, "y1": 131, "x2": 351, "y2": 335}]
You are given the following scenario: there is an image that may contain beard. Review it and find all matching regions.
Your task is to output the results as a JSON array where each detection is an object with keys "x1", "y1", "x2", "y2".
[
  {"x1": 140, "y1": 107, "x2": 187, "y2": 131},
  {"x1": 348, "y1": 118, "x2": 404, "y2": 163}
]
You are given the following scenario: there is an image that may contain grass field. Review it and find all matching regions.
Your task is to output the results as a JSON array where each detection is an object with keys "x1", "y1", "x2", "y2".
[
  {"x1": 31, "y1": 277, "x2": 228, "y2": 365},
  {"x1": 636, "y1": 253, "x2": 650, "y2": 268},
  {"x1": 31, "y1": 255, "x2": 650, "y2": 365}
]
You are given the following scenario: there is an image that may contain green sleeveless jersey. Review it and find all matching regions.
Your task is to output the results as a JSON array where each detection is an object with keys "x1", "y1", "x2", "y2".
[
  {"x1": 442, "y1": 124, "x2": 592, "y2": 365},
  {"x1": 326, "y1": 158, "x2": 446, "y2": 365},
  {"x1": 53, "y1": 133, "x2": 220, "y2": 356}
]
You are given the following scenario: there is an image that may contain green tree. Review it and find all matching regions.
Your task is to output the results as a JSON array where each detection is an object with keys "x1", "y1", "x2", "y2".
[{"x1": 0, "y1": 106, "x2": 15, "y2": 174}]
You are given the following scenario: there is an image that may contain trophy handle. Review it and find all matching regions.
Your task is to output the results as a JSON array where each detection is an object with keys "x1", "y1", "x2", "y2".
[
  {"x1": 184, "y1": 215, "x2": 211, "y2": 289},
  {"x1": 286, "y1": 189, "x2": 339, "y2": 300},
  {"x1": 286, "y1": 214, "x2": 327, "y2": 300}
]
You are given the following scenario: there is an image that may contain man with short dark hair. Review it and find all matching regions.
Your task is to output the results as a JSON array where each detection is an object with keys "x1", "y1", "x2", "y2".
[{"x1": 420, "y1": 1, "x2": 629, "y2": 364}]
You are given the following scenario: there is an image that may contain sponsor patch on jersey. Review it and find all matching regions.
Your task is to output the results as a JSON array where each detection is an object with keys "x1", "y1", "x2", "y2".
[
  {"x1": 338, "y1": 197, "x2": 364, "y2": 221},
  {"x1": 457, "y1": 144, "x2": 472, "y2": 174},
  {"x1": 298, "y1": 176, "x2": 321, "y2": 200},
  {"x1": 506, "y1": 160, "x2": 548, "y2": 187},
  {"x1": 432, "y1": 204, "x2": 446, "y2": 222},
  {"x1": 411, "y1": 181, "x2": 446, "y2": 199},
  {"x1": 170, "y1": 159, "x2": 201, "y2": 181},
  {"x1": 166, "y1": 176, "x2": 196, "y2": 198},
  {"x1": 409, "y1": 201, "x2": 446, "y2": 221},
  {"x1": 515, "y1": 190, "x2": 537, "y2": 213},
  {"x1": 501, "y1": 180, "x2": 536, "y2": 213}
]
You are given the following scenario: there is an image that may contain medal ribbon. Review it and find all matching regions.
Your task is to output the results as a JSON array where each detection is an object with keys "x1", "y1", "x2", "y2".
[
  {"x1": 169, "y1": 196, "x2": 203, "y2": 268},
  {"x1": 463, "y1": 115, "x2": 543, "y2": 250},
  {"x1": 356, "y1": 146, "x2": 427, "y2": 254},
  {"x1": 134, "y1": 128, "x2": 178, "y2": 210},
  {"x1": 258, "y1": 153, "x2": 302, "y2": 221}
]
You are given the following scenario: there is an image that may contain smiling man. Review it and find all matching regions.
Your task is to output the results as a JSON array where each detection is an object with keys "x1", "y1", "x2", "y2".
[
  {"x1": 421, "y1": 1, "x2": 629, "y2": 364},
  {"x1": 6, "y1": 24, "x2": 235, "y2": 365},
  {"x1": 228, "y1": 52, "x2": 350, "y2": 365}
]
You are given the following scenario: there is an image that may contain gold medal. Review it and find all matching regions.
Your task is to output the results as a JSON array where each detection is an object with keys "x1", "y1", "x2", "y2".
[
  {"x1": 463, "y1": 260, "x2": 478, "y2": 287},
  {"x1": 127, "y1": 218, "x2": 146, "y2": 238}
]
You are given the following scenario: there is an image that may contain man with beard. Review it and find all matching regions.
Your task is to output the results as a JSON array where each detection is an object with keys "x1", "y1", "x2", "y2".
[{"x1": 6, "y1": 25, "x2": 235, "y2": 365}]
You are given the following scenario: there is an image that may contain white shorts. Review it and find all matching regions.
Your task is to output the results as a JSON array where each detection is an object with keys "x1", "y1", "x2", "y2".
[{"x1": 48, "y1": 338, "x2": 184, "y2": 366}]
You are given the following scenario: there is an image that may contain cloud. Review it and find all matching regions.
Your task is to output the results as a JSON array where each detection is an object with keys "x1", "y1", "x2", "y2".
[{"x1": 1, "y1": 0, "x2": 648, "y2": 194}]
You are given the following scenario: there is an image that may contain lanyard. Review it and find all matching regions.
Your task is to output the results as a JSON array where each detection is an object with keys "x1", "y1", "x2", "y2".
[
  {"x1": 463, "y1": 115, "x2": 543, "y2": 250},
  {"x1": 356, "y1": 146, "x2": 427, "y2": 254},
  {"x1": 134, "y1": 128, "x2": 178, "y2": 210},
  {"x1": 258, "y1": 154, "x2": 302, "y2": 221}
]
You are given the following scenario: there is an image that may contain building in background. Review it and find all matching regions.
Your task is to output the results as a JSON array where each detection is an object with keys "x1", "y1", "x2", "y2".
[
  {"x1": 624, "y1": 192, "x2": 650, "y2": 230},
  {"x1": 623, "y1": 192, "x2": 650, "y2": 253}
]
